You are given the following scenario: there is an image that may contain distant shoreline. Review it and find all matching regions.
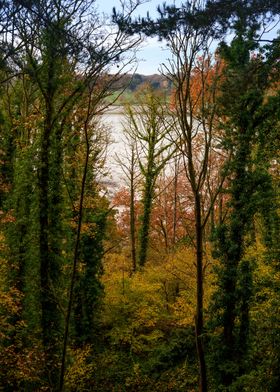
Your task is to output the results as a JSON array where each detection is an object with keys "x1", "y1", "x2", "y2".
[{"x1": 103, "y1": 105, "x2": 126, "y2": 115}]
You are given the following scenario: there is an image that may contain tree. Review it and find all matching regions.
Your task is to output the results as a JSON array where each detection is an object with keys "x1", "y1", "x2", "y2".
[
  {"x1": 123, "y1": 86, "x2": 176, "y2": 268},
  {"x1": 160, "y1": 8, "x2": 224, "y2": 391},
  {"x1": 115, "y1": 129, "x2": 141, "y2": 273},
  {"x1": 0, "y1": 70, "x2": 45, "y2": 390},
  {"x1": 59, "y1": 84, "x2": 112, "y2": 390},
  {"x1": 208, "y1": 18, "x2": 280, "y2": 389}
]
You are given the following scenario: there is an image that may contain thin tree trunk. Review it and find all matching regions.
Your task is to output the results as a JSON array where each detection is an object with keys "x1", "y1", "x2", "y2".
[
  {"x1": 194, "y1": 192, "x2": 208, "y2": 392},
  {"x1": 59, "y1": 98, "x2": 91, "y2": 392},
  {"x1": 130, "y1": 171, "x2": 137, "y2": 273},
  {"x1": 173, "y1": 158, "x2": 179, "y2": 245},
  {"x1": 219, "y1": 195, "x2": 223, "y2": 225}
]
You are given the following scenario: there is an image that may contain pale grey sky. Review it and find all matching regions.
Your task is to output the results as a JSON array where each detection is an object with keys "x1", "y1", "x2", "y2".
[
  {"x1": 95, "y1": 0, "x2": 280, "y2": 74},
  {"x1": 95, "y1": 0, "x2": 179, "y2": 74}
]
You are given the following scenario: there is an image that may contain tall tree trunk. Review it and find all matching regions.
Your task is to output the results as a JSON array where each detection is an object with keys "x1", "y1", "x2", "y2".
[
  {"x1": 194, "y1": 192, "x2": 207, "y2": 392},
  {"x1": 130, "y1": 171, "x2": 137, "y2": 273},
  {"x1": 59, "y1": 98, "x2": 91, "y2": 392},
  {"x1": 39, "y1": 107, "x2": 61, "y2": 389},
  {"x1": 172, "y1": 159, "x2": 179, "y2": 245}
]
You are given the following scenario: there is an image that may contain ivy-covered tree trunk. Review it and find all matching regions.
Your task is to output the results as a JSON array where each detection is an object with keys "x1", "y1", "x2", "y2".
[
  {"x1": 39, "y1": 107, "x2": 61, "y2": 388},
  {"x1": 0, "y1": 77, "x2": 42, "y2": 390},
  {"x1": 33, "y1": 18, "x2": 66, "y2": 388},
  {"x1": 73, "y1": 207, "x2": 107, "y2": 345},
  {"x1": 138, "y1": 167, "x2": 155, "y2": 267}
]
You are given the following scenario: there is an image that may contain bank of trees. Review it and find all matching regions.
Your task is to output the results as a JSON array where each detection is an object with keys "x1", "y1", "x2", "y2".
[
  {"x1": 0, "y1": 0, "x2": 140, "y2": 390},
  {"x1": 0, "y1": 0, "x2": 279, "y2": 391}
]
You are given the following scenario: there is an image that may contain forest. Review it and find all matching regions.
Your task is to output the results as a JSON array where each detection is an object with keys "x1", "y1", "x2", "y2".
[{"x1": 0, "y1": 0, "x2": 279, "y2": 391}]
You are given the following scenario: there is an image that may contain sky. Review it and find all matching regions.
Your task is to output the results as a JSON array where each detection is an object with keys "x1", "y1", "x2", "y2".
[
  {"x1": 95, "y1": 0, "x2": 280, "y2": 75},
  {"x1": 95, "y1": 0, "x2": 178, "y2": 75}
]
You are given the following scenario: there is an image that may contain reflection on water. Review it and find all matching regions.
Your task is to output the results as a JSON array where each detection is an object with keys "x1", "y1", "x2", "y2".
[{"x1": 99, "y1": 106, "x2": 128, "y2": 193}]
